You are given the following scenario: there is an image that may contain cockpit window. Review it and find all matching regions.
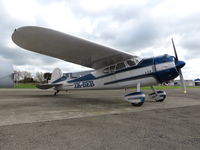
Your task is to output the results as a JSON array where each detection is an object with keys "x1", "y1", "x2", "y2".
[
  {"x1": 102, "y1": 57, "x2": 142, "y2": 74},
  {"x1": 110, "y1": 65, "x2": 116, "y2": 73},
  {"x1": 126, "y1": 60, "x2": 136, "y2": 66},
  {"x1": 116, "y1": 62, "x2": 126, "y2": 71},
  {"x1": 70, "y1": 73, "x2": 80, "y2": 79},
  {"x1": 135, "y1": 57, "x2": 142, "y2": 64},
  {"x1": 126, "y1": 57, "x2": 142, "y2": 67},
  {"x1": 103, "y1": 67, "x2": 110, "y2": 73}
]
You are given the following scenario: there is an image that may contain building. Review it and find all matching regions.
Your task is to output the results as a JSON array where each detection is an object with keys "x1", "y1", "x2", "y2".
[{"x1": 173, "y1": 80, "x2": 195, "y2": 86}]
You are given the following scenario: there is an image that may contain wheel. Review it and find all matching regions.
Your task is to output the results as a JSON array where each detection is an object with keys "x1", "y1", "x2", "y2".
[
  {"x1": 150, "y1": 91, "x2": 166, "y2": 102},
  {"x1": 156, "y1": 99, "x2": 165, "y2": 102},
  {"x1": 155, "y1": 91, "x2": 166, "y2": 102},
  {"x1": 155, "y1": 95, "x2": 166, "y2": 102},
  {"x1": 125, "y1": 92, "x2": 145, "y2": 107},
  {"x1": 131, "y1": 102, "x2": 144, "y2": 107}
]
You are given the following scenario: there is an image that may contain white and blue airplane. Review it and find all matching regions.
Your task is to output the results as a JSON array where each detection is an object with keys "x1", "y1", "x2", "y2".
[{"x1": 12, "y1": 26, "x2": 186, "y2": 106}]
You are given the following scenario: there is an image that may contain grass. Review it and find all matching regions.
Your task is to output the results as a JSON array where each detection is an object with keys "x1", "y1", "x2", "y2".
[
  {"x1": 14, "y1": 83, "x2": 37, "y2": 88},
  {"x1": 14, "y1": 83, "x2": 200, "y2": 89},
  {"x1": 138, "y1": 86, "x2": 200, "y2": 90},
  {"x1": 141, "y1": 86, "x2": 181, "y2": 90}
]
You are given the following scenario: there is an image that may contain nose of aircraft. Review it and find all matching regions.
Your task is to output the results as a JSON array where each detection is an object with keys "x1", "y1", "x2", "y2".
[{"x1": 175, "y1": 60, "x2": 185, "y2": 69}]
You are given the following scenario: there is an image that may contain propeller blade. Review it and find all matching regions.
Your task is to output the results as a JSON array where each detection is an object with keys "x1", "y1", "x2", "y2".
[
  {"x1": 171, "y1": 38, "x2": 186, "y2": 93},
  {"x1": 179, "y1": 69, "x2": 187, "y2": 93},
  {"x1": 171, "y1": 38, "x2": 179, "y2": 60}
]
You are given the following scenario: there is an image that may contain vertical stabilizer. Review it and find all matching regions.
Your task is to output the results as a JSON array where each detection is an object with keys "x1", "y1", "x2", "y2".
[{"x1": 50, "y1": 68, "x2": 62, "y2": 83}]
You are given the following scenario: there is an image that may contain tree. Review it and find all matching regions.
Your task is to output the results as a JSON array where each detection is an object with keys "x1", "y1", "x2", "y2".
[
  {"x1": 14, "y1": 70, "x2": 20, "y2": 83},
  {"x1": 18, "y1": 71, "x2": 34, "y2": 83},
  {"x1": 35, "y1": 72, "x2": 44, "y2": 83},
  {"x1": 20, "y1": 71, "x2": 32, "y2": 80}
]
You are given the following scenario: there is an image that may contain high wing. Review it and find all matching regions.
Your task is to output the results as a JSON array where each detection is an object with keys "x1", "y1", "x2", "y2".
[{"x1": 12, "y1": 26, "x2": 134, "y2": 69}]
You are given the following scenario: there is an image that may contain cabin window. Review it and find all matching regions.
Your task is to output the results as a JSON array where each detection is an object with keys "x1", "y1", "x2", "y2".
[
  {"x1": 103, "y1": 67, "x2": 110, "y2": 73},
  {"x1": 110, "y1": 65, "x2": 116, "y2": 73},
  {"x1": 116, "y1": 62, "x2": 126, "y2": 71},
  {"x1": 70, "y1": 73, "x2": 79, "y2": 79},
  {"x1": 63, "y1": 73, "x2": 70, "y2": 79},
  {"x1": 126, "y1": 60, "x2": 136, "y2": 67}
]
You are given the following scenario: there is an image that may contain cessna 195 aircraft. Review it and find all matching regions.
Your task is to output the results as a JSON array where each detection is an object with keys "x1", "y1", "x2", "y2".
[{"x1": 12, "y1": 26, "x2": 186, "y2": 106}]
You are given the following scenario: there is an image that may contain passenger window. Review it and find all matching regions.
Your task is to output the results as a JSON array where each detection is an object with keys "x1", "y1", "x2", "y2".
[
  {"x1": 110, "y1": 65, "x2": 116, "y2": 73},
  {"x1": 127, "y1": 60, "x2": 136, "y2": 66},
  {"x1": 116, "y1": 62, "x2": 126, "y2": 71},
  {"x1": 103, "y1": 67, "x2": 110, "y2": 73},
  {"x1": 71, "y1": 73, "x2": 79, "y2": 79}
]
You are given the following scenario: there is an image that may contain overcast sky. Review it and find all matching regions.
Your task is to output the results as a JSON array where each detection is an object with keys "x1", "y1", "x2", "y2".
[{"x1": 0, "y1": 0, "x2": 200, "y2": 79}]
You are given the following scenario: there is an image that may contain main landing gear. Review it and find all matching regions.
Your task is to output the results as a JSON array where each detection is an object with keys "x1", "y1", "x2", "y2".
[
  {"x1": 149, "y1": 86, "x2": 166, "y2": 102},
  {"x1": 124, "y1": 83, "x2": 145, "y2": 107},
  {"x1": 124, "y1": 84, "x2": 167, "y2": 107}
]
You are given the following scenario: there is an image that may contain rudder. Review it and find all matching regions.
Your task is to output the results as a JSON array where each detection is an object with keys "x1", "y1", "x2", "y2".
[{"x1": 50, "y1": 68, "x2": 62, "y2": 83}]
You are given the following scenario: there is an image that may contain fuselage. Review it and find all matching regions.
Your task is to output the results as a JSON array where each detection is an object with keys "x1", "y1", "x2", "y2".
[{"x1": 52, "y1": 54, "x2": 184, "y2": 91}]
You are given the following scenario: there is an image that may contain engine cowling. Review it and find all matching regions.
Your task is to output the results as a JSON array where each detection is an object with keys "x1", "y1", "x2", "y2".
[{"x1": 154, "y1": 55, "x2": 179, "y2": 83}]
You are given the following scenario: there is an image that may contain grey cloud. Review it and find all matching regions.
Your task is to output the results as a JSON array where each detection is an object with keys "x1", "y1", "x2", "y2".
[
  {"x1": 173, "y1": 14, "x2": 200, "y2": 59},
  {"x1": 35, "y1": 0, "x2": 64, "y2": 5},
  {"x1": 80, "y1": 17, "x2": 162, "y2": 52},
  {"x1": 83, "y1": 10, "x2": 200, "y2": 59},
  {"x1": 67, "y1": 0, "x2": 161, "y2": 21},
  {"x1": 65, "y1": 1, "x2": 165, "y2": 52},
  {"x1": 0, "y1": 0, "x2": 59, "y2": 67},
  {"x1": 0, "y1": 44, "x2": 58, "y2": 66},
  {"x1": 182, "y1": 38, "x2": 200, "y2": 60},
  {"x1": 0, "y1": 0, "x2": 200, "y2": 75},
  {"x1": 114, "y1": 20, "x2": 161, "y2": 50}
]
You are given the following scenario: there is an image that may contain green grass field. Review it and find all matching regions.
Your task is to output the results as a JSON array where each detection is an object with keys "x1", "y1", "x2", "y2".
[
  {"x1": 140, "y1": 86, "x2": 200, "y2": 90},
  {"x1": 14, "y1": 83, "x2": 37, "y2": 88},
  {"x1": 14, "y1": 83, "x2": 200, "y2": 89}
]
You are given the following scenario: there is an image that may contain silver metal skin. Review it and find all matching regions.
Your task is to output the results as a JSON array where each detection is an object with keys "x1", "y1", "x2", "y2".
[{"x1": 0, "y1": 62, "x2": 14, "y2": 88}]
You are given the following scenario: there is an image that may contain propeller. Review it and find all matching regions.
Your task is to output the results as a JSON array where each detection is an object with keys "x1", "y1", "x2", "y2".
[{"x1": 171, "y1": 38, "x2": 187, "y2": 93}]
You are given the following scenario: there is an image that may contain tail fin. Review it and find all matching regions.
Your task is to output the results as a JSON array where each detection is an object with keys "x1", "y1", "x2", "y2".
[{"x1": 49, "y1": 68, "x2": 62, "y2": 83}]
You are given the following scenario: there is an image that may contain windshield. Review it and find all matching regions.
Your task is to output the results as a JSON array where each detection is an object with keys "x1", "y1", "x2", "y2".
[
  {"x1": 102, "y1": 56, "x2": 142, "y2": 74},
  {"x1": 126, "y1": 56, "x2": 142, "y2": 67}
]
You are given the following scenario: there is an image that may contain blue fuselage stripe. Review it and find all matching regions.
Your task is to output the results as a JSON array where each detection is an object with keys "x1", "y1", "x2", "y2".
[
  {"x1": 54, "y1": 55, "x2": 178, "y2": 85},
  {"x1": 67, "y1": 57, "x2": 155, "y2": 83}
]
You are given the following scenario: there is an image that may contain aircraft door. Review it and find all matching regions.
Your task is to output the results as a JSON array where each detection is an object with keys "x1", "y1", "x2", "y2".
[
  {"x1": 102, "y1": 65, "x2": 118, "y2": 89},
  {"x1": 115, "y1": 62, "x2": 128, "y2": 88}
]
